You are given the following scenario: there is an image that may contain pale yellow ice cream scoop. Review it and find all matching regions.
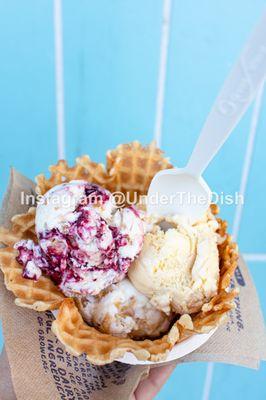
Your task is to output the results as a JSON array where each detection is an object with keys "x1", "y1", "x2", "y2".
[{"x1": 128, "y1": 213, "x2": 220, "y2": 315}]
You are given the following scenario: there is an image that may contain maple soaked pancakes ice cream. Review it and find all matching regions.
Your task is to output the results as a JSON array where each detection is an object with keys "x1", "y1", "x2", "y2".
[
  {"x1": 78, "y1": 279, "x2": 171, "y2": 339},
  {"x1": 14, "y1": 180, "x2": 220, "y2": 339},
  {"x1": 128, "y1": 211, "x2": 220, "y2": 315}
]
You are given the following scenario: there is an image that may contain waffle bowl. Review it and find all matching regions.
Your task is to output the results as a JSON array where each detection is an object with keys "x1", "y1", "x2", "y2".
[
  {"x1": 0, "y1": 141, "x2": 238, "y2": 365},
  {"x1": 36, "y1": 141, "x2": 172, "y2": 201},
  {"x1": 0, "y1": 208, "x2": 65, "y2": 311}
]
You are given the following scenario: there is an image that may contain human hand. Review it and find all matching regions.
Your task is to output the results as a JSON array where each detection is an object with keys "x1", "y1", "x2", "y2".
[{"x1": 131, "y1": 363, "x2": 176, "y2": 400}]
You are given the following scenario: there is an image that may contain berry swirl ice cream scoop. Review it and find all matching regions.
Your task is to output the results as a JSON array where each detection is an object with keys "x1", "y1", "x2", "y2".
[{"x1": 15, "y1": 181, "x2": 145, "y2": 296}]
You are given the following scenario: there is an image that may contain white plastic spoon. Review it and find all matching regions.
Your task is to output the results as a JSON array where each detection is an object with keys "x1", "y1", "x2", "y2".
[{"x1": 148, "y1": 11, "x2": 266, "y2": 220}]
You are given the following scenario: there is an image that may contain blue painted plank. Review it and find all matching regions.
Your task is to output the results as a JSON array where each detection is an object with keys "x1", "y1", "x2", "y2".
[
  {"x1": 62, "y1": 0, "x2": 163, "y2": 163},
  {"x1": 210, "y1": 362, "x2": 266, "y2": 400},
  {"x1": 156, "y1": 362, "x2": 207, "y2": 400},
  {"x1": 0, "y1": 0, "x2": 57, "y2": 200},
  {"x1": 202, "y1": 261, "x2": 266, "y2": 400},
  {"x1": 0, "y1": 0, "x2": 57, "y2": 351},
  {"x1": 238, "y1": 90, "x2": 266, "y2": 253},
  {"x1": 162, "y1": 0, "x2": 266, "y2": 229}
]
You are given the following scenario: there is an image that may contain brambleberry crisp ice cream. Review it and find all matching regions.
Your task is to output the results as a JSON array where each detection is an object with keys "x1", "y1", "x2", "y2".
[{"x1": 15, "y1": 181, "x2": 145, "y2": 296}]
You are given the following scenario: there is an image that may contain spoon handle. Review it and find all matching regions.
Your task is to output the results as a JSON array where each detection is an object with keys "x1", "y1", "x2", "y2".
[{"x1": 186, "y1": 11, "x2": 266, "y2": 177}]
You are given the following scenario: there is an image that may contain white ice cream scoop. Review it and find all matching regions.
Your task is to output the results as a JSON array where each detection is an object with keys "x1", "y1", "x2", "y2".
[{"x1": 148, "y1": 12, "x2": 266, "y2": 220}]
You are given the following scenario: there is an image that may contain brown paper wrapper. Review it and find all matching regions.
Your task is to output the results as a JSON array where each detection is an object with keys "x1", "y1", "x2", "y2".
[{"x1": 0, "y1": 170, "x2": 265, "y2": 400}]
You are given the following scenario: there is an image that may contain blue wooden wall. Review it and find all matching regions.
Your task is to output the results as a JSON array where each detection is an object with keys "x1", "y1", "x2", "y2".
[{"x1": 0, "y1": 1, "x2": 265, "y2": 399}]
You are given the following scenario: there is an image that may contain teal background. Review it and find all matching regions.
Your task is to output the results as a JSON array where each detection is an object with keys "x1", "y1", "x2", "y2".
[{"x1": 0, "y1": 1, "x2": 265, "y2": 399}]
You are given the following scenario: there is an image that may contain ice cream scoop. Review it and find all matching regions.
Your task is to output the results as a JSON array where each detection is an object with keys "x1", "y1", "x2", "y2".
[
  {"x1": 78, "y1": 278, "x2": 171, "y2": 339},
  {"x1": 148, "y1": 12, "x2": 266, "y2": 220},
  {"x1": 15, "y1": 181, "x2": 145, "y2": 296},
  {"x1": 128, "y1": 212, "x2": 219, "y2": 315}
]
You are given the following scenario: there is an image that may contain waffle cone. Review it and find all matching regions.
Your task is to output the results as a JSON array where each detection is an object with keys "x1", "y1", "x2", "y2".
[{"x1": 0, "y1": 141, "x2": 238, "y2": 364}]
